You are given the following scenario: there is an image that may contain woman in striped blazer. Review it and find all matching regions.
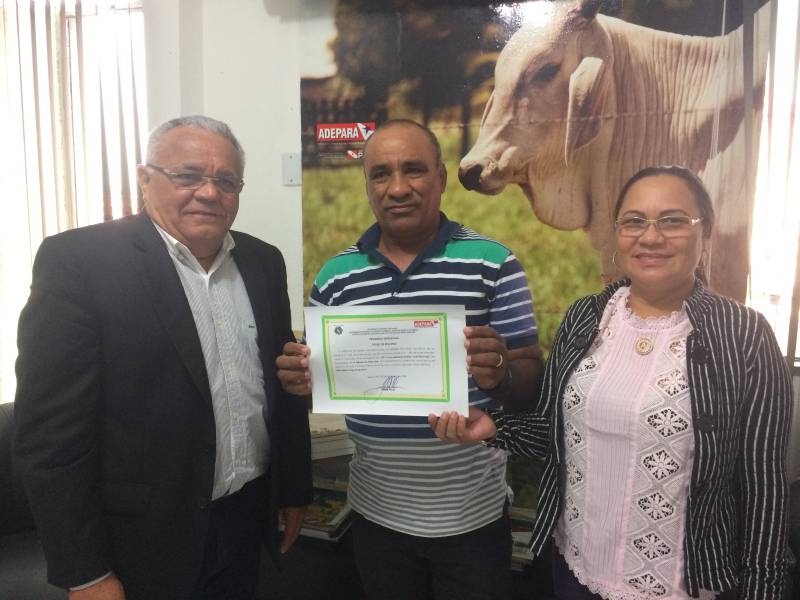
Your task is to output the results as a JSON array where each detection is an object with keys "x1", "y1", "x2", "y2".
[{"x1": 431, "y1": 166, "x2": 792, "y2": 599}]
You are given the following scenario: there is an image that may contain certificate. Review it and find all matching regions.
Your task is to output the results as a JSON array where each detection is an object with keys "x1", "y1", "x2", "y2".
[{"x1": 304, "y1": 305, "x2": 468, "y2": 416}]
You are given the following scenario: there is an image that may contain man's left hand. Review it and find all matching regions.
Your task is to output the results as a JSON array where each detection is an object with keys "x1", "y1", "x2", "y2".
[
  {"x1": 428, "y1": 407, "x2": 498, "y2": 444},
  {"x1": 464, "y1": 326, "x2": 508, "y2": 390},
  {"x1": 278, "y1": 506, "x2": 307, "y2": 553}
]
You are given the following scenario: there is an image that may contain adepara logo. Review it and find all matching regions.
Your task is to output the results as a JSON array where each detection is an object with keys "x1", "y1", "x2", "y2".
[
  {"x1": 316, "y1": 122, "x2": 376, "y2": 142},
  {"x1": 413, "y1": 320, "x2": 438, "y2": 328}
]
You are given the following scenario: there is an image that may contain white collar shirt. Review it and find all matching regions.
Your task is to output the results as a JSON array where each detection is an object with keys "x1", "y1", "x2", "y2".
[{"x1": 153, "y1": 223, "x2": 269, "y2": 500}]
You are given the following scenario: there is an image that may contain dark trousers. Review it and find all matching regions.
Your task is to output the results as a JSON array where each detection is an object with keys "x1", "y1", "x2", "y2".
[
  {"x1": 191, "y1": 475, "x2": 268, "y2": 600},
  {"x1": 351, "y1": 510, "x2": 512, "y2": 600},
  {"x1": 551, "y1": 547, "x2": 737, "y2": 600},
  {"x1": 551, "y1": 549, "x2": 603, "y2": 600}
]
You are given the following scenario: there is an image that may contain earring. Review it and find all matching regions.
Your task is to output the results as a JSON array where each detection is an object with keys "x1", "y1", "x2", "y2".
[
  {"x1": 612, "y1": 250, "x2": 620, "y2": 270},
  {"x1": 701, "y1": 247, "x2": 710, "y2": 266},
  {"x1": 700, "y1": 247, "x2": 711, "y2": 273}
]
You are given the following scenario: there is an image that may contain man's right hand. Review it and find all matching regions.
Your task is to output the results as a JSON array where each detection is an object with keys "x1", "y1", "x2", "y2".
[
  {"x1": 276, "y1": 342, "x2": 312, "y2": 396},
  {"x1": 69, "y1": 574, "x2": 125, "y2": 600}
]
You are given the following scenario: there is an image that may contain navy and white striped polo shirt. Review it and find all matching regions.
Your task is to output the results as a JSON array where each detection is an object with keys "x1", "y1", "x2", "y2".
[{"x1": 309, "y1": 214, "x2": 538, "y2": 537}]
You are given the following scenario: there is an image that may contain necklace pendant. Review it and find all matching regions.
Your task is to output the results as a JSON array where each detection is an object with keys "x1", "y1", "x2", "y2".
[{"x1": 635, "y1": 337, "x2": 654, "y2": 355}]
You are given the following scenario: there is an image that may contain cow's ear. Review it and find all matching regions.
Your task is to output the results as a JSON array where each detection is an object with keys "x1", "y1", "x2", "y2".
[{"x1": 565, "y1": 56, "x2": 609, "y2": 164}]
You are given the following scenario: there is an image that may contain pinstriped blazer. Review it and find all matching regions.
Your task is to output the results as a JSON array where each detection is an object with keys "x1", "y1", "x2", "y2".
[{"x1": 492, "y1": 278, "x2": 792, "y2": 598}]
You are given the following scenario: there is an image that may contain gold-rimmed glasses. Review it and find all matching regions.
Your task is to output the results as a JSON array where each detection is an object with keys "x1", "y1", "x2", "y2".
[
  {"x1": 615, "y1": 215, "x2": 703, "y2": 238},
  {"x1": 146, "y1": 163, "x2": 244, "y2": 195}
]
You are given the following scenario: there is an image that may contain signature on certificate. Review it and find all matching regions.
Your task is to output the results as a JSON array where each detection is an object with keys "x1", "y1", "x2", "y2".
[
  {"x1": 364, "y1": 375, "x2": 403, "y2": 395},
  {"x1": 381, "y1": 376, "x2": 401, "y2": 391}
]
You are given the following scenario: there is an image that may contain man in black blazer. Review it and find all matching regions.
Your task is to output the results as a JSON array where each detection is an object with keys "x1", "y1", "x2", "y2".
[{"x1": 14, "y1": 115, "x2": 312, "y2": 600}]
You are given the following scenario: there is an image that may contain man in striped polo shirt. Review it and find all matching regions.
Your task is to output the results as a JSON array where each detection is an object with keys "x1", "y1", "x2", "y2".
[{"x1": 277, "y1": 120, "x2": 543, "y2": 599}]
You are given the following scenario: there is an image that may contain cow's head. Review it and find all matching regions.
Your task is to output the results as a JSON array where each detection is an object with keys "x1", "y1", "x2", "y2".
[{"x1": 459, "y1": 0, "x2": 613, "y2": 197}]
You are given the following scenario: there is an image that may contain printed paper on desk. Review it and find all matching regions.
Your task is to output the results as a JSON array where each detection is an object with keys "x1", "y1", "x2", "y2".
[{"x1": 304, "y1": 305, "x2": 468, "y2": 416}]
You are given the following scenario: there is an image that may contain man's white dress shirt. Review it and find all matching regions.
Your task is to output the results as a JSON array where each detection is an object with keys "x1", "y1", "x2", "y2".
[{"x1": 154, "y1": 224, "x2": 270, "y2": 500}]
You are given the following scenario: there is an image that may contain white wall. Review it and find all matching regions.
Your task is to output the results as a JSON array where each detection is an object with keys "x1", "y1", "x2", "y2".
[{"x1": 142, "y1": 0, "x2": 306, "y2": 328}]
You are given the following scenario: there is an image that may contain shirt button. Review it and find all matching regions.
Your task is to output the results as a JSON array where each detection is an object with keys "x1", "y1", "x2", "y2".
[
  {"x1": 696, "y1": 413, "x2": 715, "y2": 432},
  {"x1": 691, "y1": 344, "x2": 709, "y2": 363},
  {"x1": 572, "y1": 335, "x2": 589, "y2": 349}
]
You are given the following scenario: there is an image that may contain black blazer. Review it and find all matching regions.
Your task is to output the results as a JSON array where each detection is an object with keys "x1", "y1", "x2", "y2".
[{"x1": 14, "y1": 212, "x2": 312, "y2": 598}]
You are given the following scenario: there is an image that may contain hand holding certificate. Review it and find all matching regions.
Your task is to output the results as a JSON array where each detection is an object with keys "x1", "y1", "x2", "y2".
[{"x1": 304, "y1": 305, "x2": 468, "y2": 416}]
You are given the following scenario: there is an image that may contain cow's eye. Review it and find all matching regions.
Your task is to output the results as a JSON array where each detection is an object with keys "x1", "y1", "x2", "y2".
[{"x1": 533, "y1": 63, "x2": 560, "y2": 83}]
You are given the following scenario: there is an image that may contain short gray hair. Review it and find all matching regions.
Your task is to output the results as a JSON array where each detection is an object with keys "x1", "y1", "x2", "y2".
[{"x1": 146, "y1": 115, "x2": 246, "y2": 172}]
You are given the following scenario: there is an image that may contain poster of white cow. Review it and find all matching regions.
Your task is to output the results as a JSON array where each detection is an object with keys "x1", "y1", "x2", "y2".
[
  {"x1": 460, "y1": 0, "x2": 770, "y2": 301},
  {"x1": 299, "y1": 0, "x2": 771, "y2": 349}
]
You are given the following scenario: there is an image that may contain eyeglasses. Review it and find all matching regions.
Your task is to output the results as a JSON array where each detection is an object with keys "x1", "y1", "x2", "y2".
[
  {"x1": 615, "y1": 215, "x2": 703, "y2": 238},
  {"x1": 146, "y1": 164, "x2": 244, "y2": 195}
]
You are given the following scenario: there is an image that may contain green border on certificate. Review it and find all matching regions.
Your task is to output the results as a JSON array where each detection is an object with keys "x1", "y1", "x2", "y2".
[{"x1": 320, "y1": 312, "x2": 451, "y2": 402}]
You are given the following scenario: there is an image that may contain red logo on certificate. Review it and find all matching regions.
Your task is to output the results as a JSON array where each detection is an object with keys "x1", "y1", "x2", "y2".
[{"x1": 413, "y1": 320, "x2": 438, "y2": 328}]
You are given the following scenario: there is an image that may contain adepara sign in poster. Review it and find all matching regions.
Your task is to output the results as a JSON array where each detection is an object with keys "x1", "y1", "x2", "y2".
[
  {"x1": 299, "y1": 0, "x2": 771, "y2": 349},
  {"x1": 314, "y1": 121, "x2": 376, "y2": 162}
]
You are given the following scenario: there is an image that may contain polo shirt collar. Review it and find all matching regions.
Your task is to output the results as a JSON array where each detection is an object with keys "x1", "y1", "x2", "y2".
[{"x1": 356, "y1": 212, "x2": 460, "y2": 258}]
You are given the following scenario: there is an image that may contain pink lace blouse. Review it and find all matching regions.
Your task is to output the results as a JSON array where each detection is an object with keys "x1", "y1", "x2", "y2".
[{"x1": 553, "y1": 287, "x2": 717, "y2": 600}]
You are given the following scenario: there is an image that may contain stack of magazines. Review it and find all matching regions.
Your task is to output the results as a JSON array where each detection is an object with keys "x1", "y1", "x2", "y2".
[
  {"x1": 300, "y1": 414, "x2": 354, "y2": 541},
  {"x1": 300, "y1": 488, "x2": 351, "y2": 541},
  {"x1": 507, "y1": 454, "x2": 544, "y2": 571}
]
